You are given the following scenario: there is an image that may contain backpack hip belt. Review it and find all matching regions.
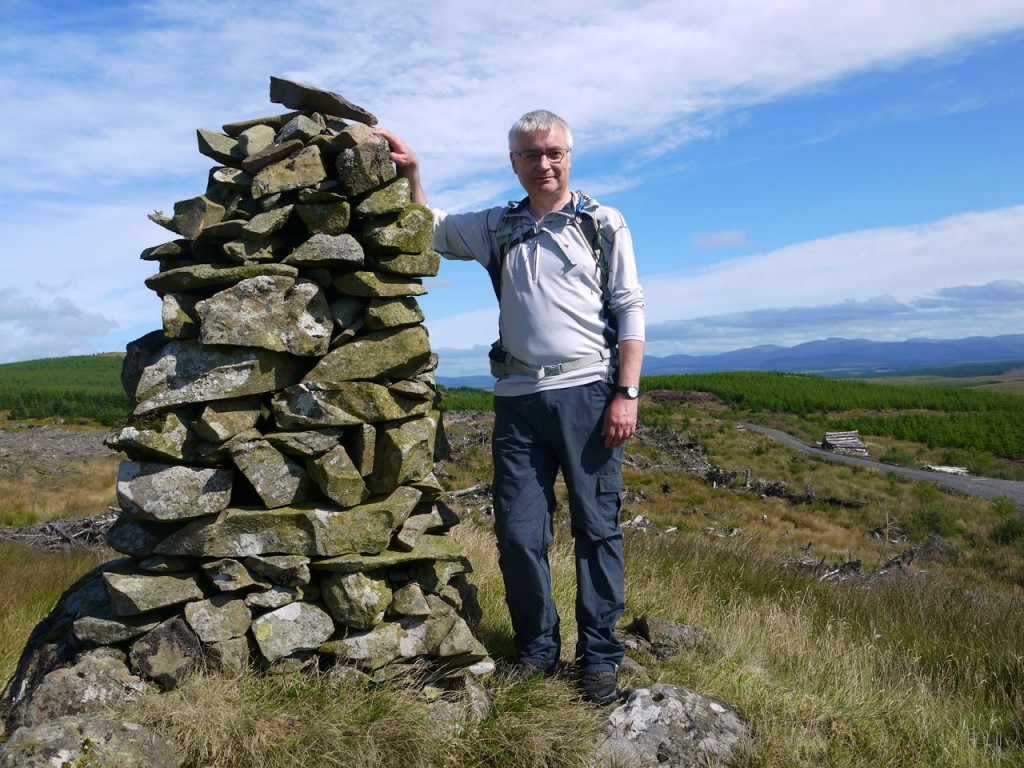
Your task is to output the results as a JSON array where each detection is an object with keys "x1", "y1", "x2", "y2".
[{"x1": 489, "y1": 343, "x2": 615, "y2": 380}]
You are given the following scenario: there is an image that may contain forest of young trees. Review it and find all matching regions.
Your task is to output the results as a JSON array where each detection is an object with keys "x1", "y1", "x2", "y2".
[
  {"x1": 645, "y1": 371, "x2": 1024, "y2": 461},
  {"x1": 2, "y1": 358, "x2": 1022, "y2": 462},
  {"x1": 0, "y1": 355, "x2": 128, "y2": 426}
]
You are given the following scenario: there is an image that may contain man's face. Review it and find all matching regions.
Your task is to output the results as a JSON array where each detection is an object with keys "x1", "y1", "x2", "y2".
[{"x1": 510, "y1": 127, "x2": 572, "y2": 201}]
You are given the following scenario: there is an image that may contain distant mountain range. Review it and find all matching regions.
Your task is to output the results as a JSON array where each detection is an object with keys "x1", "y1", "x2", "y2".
[{"x1": 437, "y1": 334, "x2": 1024, "y2": 388}]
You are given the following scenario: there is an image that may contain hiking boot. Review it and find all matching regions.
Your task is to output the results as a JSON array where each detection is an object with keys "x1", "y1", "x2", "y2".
[{"x1": 576, "y1": 668, "x2": 620, "y2": 705}]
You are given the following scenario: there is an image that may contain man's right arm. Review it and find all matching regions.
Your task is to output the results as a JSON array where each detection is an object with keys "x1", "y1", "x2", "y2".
[{"x1": 373, "y1": 128, "x2": 427, "y2": 205}]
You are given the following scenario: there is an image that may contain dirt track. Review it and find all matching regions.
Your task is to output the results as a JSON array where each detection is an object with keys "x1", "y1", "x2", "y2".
[{"x1": 740, "y1": 423, "x2": 1024, "y2": 508}]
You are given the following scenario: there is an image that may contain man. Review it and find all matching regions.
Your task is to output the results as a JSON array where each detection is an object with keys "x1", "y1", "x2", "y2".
[{"x1": 377, "y1": 110, "x2": 644, "y2": 704}]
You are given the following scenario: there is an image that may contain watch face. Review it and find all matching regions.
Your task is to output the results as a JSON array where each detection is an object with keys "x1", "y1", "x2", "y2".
[{"x1": 619, "y1": 385, "x2": 640, "y2": 398}]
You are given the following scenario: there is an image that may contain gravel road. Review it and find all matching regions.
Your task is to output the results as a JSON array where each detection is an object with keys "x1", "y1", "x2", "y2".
[{"x1": 740, "y1": 423, "x2": 1024, "y2": 508}]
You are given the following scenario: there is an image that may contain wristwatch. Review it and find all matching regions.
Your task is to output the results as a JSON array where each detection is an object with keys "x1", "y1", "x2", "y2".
[{"x1": 615, "y1": 384, "x2": 640, "y2": 399}]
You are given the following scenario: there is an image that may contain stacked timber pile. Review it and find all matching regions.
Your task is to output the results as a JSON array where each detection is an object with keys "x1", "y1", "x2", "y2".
[
  {"x1": 1, "y1": 77, "x2": 491, "y2": 733},
  {"x1": 820, "y1": 431, "x2": 869, "y2": 457}
]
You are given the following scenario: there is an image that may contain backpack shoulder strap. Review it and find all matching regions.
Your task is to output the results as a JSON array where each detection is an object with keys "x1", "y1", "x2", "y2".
[
  {"x1": 489, "y1": 198, "x2": 528, "y2": 300},
  {"x1": 573, "y1": 191, "x2": 610, "y2": 303}
]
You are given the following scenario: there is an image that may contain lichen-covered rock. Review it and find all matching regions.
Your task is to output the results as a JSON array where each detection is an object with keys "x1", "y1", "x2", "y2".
[
  {"x1": 313, "y1": 533, "x2": 466, "y2": 574},
  {"x1": 242, "y1": 138, "x2": 305, "y2": 174},
  {"x1": 72, "y1": 612, "x2": 163, "y2": 646},
  {"x1": 237, "y1": 123, "x2": 276, "y2": 156},
  {"x1": 284, "y1": 232, "x2": 365, "y2": 269},
  {"x1": 345, "y1": 423, "x2": 376, "y2": 477},
  {"x1": 252, "y1": 145, "x2": 327, "y2": 199},
  {"x1": 11, "y1": 648, "x2": 148, "y2": 729},
  {"x1": 335, "y1": 135, "x2": 395, "y2": 197},
  {"x1": 198, "y1": 127, "x2": 244, "y2": 166},
  {"x1": 129, "y1": 617, "x2": 205, "y2": 690},
  {"x1": 395, "y1": 503, "x2": 457, "y2": 551},
  {"x1": 191, "y1": 397, "x2": 261, "y2": 442},
  {"x1": 362, "y1": 204, "x2": 433, "y2": 255},
  {"x1": 130, "y1": 339, "x2": 306, "y2": 416},
  {"x1": 319, "y1": 619, "x2": 406, "y2": 670},
  {"x1": 304, "y1": 326, "x2": 432, "y2": 384},
  {"x1": 116, "y1": 460, "x2": 233, "y2": 521},
  {"x1": 364, "y1": 297, "x2": 425, "y2": 330},
  {"x1": 162, "y1": 292, "x2": 199, "y2": 338},
  {"x1": 271, "y1": 380, "x2": 433, "y2": 427},
  {"x1": 105, "y1": 516, "x2": 177, "y2": 557},
  {"x1": 184, "y1": 595, "x2": 252, "y2": 643},
  {"x1": 332, "y1": 270, "x2": 426, "y2": 297},
  {"x1": 0, "y1": 715, "x2": 184, "y2": 768},
  {"x1": 104, "y1": 571, "x2": 205, "y2": 616},
  {"x1": 195, "y1": 276, "x2": 333, "y2": 357},
  {"x1": 264, "y1": 428, "x2": 343, "y2": 458},
  {"x1": 208, "y1": 635, "x2": 252, "y2": 673},
  {"x1": 307, "y1": 444, "x2": 369, "y2": 508},
  {"x1": 226, "y1": 430, "x2": 317, "y2": 508},
  {"x1": 144, "y1": 262, "x2": 298, "y2": 295},
  {"x1": 296, "y1": 200, "x2": 352, "y2": 235},
  {"x1": 200, "y1": 558, "x2": 269, "y2": 593},
  {"x1": 278, "y1": 114, "x2": 325, "y2": 144},
  {"x1": 172, "y1": 195, "x2": 226, "y2": 239},
  {"x1": 153, "y1": 486, "x2": 421, "y2": 558},
  {"x1": 368, "y1": 411, "x2": 438, "y2": 494},
  {"x1": 244, "y1": 585, "x2": 305, "y2": 610},
  {"x1": 598, "y1": 684, "x2": 752, "y2": 768},
  {"x1": 244, "y1": 554, "x2": 312, "y2": 586},
  {"x1": 390, "y1": 583, "x2": 432, "y2": 617},
  {"x1": 631, "y1": 614, "x2": 723, "y2": 659},
  {"x1": 375, "y1": 249, "x2": 441, "y2": 277},
  {"x1": 269, "y1": 76, "x2": 378, "y2": 126},
  {"x1": 321, "y1": 571, "x2": 391, "y2": 630},
  {"x1": 251, "y1": 602, "x2": 334, "y2": 662},
  {"x1": 355, "y1": 177, "x2": 411, "y2": 218},
  {"x1": 105, "y1": 411, "x2": 198, "y2": 462}
]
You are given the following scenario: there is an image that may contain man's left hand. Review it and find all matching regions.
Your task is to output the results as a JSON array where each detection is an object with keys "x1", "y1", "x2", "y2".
[{"x1": 602, "y1": 394, "x2": 638, "y2": 448}]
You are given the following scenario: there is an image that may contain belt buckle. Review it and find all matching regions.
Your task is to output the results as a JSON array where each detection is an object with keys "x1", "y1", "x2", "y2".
[{"x1": 542, "y1": 363, "x2": 562, "y2": 378}]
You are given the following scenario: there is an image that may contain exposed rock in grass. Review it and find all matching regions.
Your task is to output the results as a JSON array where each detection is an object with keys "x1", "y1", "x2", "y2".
[
  {"x1": 598, "y1": 684, "x2": 751, "y2": 768},
  {"x1": 0, "y1": 715, "x2": 184, "y2": 768}
]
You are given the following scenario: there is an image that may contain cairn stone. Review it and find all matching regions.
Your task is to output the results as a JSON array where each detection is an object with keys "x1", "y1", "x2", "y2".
[
  {"x1": 116, "y1": 461, "x2": 233, "y2": 522},
  {"x1": 129, "y1": 617, "x2": 204, "y2": 690},
  {"x1": 0, "y1": 76, "x2": 491, "y2": 744}
]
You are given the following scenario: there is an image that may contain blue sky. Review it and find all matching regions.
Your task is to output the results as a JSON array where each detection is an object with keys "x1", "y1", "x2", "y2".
[{"x1": 1, "y1": 0, "x2": 1022, "y2": 377}]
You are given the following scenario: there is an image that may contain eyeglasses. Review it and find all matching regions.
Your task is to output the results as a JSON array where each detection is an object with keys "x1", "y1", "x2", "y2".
[{"x1": 512, "y1": 148, "x2": 571, "y2": 164}]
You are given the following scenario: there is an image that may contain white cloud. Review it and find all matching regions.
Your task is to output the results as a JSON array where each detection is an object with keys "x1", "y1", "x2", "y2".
[
  {"x1": 642, "y1": 205, "x2": 1024, "y2": 325},
  {"x1": 0, "y1": 289, "x2": 118, "y2": 362}
]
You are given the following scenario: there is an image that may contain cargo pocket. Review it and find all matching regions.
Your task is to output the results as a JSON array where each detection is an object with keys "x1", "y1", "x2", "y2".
[{"x1": 576, "y1": 471, "x2": 622, "y2": 541}]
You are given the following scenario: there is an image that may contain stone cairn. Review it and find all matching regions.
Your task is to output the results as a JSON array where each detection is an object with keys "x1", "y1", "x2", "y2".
[{"x1": 2, "y1": 77, "x2": 493, "y2": 727}]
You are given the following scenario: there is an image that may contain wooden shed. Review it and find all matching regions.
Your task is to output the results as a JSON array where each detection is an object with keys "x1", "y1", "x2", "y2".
[{"x1": 821, "y1": 430, "x2": 869, "y2": 457}]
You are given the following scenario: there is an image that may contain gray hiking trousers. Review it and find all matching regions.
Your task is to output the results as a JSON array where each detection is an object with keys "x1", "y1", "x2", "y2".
[{"x1": 491, "y1": 380, "x2": 625, "y2": 672}]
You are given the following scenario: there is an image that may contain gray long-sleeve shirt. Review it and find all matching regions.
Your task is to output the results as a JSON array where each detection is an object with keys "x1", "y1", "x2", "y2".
[{"x1": 433, "y1": 193, "x2": 645, "y2": 396}]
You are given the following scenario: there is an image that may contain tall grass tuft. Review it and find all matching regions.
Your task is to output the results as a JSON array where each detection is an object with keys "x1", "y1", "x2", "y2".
[{"x1": 0, "y1": 542, "x2": 108, "y2": 682}]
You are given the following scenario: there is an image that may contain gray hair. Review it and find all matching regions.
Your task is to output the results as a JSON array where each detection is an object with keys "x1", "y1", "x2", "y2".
[{"x1": 508, "y1": 110, "x2": 574, "y2": 150}]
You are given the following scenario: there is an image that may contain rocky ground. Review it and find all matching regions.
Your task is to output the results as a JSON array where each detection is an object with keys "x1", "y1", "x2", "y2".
[{"x1": 0, "y1": 422, "x2": 116, "y2": 480}]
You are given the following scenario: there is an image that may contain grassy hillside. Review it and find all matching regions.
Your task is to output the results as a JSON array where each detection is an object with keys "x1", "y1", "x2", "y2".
[{"x1": 3, "y1": 388, "x2": 1024, "y2": 765}]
